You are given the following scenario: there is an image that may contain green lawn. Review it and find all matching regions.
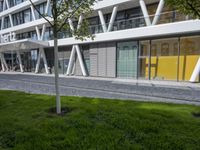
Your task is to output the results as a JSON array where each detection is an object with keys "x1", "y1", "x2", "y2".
[{"x1": 0, "y1": 90, "x2": 200, "y2": 150}]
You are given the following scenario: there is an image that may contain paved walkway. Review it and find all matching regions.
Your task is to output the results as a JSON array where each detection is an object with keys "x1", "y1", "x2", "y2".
[{"x1": 0, "y1": 72, "x2": 200, "y2": 105}]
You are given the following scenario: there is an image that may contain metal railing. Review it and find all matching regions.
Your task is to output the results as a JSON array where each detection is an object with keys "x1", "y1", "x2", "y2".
[
  {"x1": 47, "y1": 10, "x2": 192, "y2": 40},
  {"x1": 88, "y1": 10, "x2": 191, "y2": 34}
]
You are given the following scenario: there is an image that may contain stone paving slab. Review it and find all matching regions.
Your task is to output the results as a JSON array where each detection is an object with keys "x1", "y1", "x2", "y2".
[{"x1": 0, "y1": 72, "x2": 199, "y2": 105}]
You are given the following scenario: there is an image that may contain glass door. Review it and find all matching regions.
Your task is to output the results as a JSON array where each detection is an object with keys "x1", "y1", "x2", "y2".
[{"x1": 117, "y1": 41, "x2": 138, "y2": 78}]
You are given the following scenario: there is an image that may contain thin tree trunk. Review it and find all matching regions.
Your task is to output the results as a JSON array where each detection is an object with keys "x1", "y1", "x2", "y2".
[{"x1": 54, "y1": 31, "x2": 61, "y2": 114}]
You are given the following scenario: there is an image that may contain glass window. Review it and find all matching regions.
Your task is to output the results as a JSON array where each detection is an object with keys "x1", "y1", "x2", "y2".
[
  {"x1": 138, "y1": 40, "x2": 150, "y2": 79},
  {"x1": 0, "y1": 1, "x2": 3, "y2": 12},
  {"x1": 179, "y1": 36, "x2": 200, "y2": 81},
  {"x1": 4, "y1": 16, "x2": 11, "y2": 29},
  {"x1": 24, "y1": 9, "x2": 31, "y2": 23},
  {"x1": 89, "y1": 17, "x2": 99, "y2": 34},
  {"x1": 117, "y1": 41, "x2": 138, "y2": 78},
  {"x1": 150, "y1": 38, "x2": 179, "y2": 81},
  {"x1": 35, "y1": 3, "x2": 46, "y2": 19}
]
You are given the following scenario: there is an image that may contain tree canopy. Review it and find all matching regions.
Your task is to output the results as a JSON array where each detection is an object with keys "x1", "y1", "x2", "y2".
[{"x1": 166, "y1": 0, "x2": 200, "y2": 19}]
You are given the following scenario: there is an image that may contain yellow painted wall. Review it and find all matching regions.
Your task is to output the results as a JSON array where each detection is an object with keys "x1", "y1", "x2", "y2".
[
  {"x1": 144, "y1": 55, "x2": 200, "y2": 81},
  {"x1": 179, "y1": 55, "x2": 199, "y2": 81}
]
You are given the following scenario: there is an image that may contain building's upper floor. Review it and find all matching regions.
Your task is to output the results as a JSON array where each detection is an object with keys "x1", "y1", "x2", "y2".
[{"x1": 0, "y1": 0, "x2": 198, "y2": 44}]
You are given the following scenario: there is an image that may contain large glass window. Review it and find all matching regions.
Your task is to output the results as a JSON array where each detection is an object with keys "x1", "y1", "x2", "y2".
[
  {"x1": 138, "y1": 40, "x2": 150, "y2": 79},
  {"x1": 179, "y1": 36, "x2": 200, "y2": 81},
  {"x1": 21, "y1": 50, "x2": 38, "y2": 73},
  {"x1": 24, "y1": 9, "x2": 31, "y2": 23},
  {"x1": 35, "y1": 3, "x2": 46, "y2": 19},
  {"x1": 89, "y1": 17, "x2": 100, "y2": 34},
  {"x1": 58, "y1": 48, "x2": 71, "y2": 74},
  {"x1": 4, "y1": 52, "x2": 20, "y2": 72},
  {"x1": 12, "y1": 8, "x2": 32, "y2": 26},
  {"x1": 0, "y1": 1, "x2": 3, "y2": 12},
  {"x1": 4, "y1": 16, "x2": 11, "y2": 29},
  {"x1": 150, "y1": 38, "x2": 179, "y2": 81},
  {"x1": 117, "y1": 41, "x2": 138, "y2": 78}
]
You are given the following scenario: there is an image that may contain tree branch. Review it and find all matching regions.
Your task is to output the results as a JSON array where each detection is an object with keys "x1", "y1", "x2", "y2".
[
  {"x1": 186, "y1": 1, "x2": 200, "y2": 18},
  {"x1": 57, "y1": 0, "x2": 88, "y2": 32}
]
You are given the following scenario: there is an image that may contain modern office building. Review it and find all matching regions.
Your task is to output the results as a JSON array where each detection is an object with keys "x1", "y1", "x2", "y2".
[{"x1": 0, "y1": 0, "x2": 200, "y2": 82}]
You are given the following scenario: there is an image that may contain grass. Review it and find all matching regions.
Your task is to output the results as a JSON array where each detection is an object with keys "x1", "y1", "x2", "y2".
[{"x1": 0, "y1": 90, "x2": 200, "y2": 150}]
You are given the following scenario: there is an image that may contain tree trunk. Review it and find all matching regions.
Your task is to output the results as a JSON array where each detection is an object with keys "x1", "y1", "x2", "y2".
[{"x1": 54, "y1": 32, "x2": 61, "y2": 114}]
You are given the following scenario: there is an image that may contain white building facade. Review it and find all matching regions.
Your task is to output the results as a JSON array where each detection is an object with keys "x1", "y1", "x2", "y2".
[{"x1": 0, "y1": 0, "x2": 200, "y2": 82}]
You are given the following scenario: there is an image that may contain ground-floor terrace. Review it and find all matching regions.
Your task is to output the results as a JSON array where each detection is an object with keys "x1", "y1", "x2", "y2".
[{"x1": 0, "y1": 35, "x2": 200, "y2": 82}]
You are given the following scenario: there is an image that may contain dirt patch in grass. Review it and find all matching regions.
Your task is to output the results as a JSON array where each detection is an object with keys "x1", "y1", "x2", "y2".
[
  {"x1": 47, "y1": 106, "x2": 73, "y2": 116},
  {"x1": 192, "y1": 112, "x2": 200, "y2": 118}
]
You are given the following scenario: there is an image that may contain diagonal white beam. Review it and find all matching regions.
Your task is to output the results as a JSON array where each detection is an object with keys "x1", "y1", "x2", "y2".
[
  {"x1": 9, "y1": 14, "x2": 13, "y2": 27},
  {"x1": 152, "y1": 0, "x2": 165, "y2": 25},
  {"x1": 67, "y1": 15, "x2": 87, "y2": 76},
  {"x1": 16, "y1": 51, "x2": 24, "y2": 73},
  {"x1": 0, "y1": 53, "x2": 8, "y2": 71},
  {"x1": 98, "y1": 10, "x2": 107, "y2": 33},
  {"x1": 30, "y1": 5, "x2": 36, "y2": 20},
  {"x1": 190, "y1": 57, "x2": 200, "y2": 82},
  {"x1": 45, "y1": 0, "x2": 51, "y2": 14},
  {"x1": 77, "y1": 14, "x2": 83, "y2": 30},
  {"x1": 139, "y1": 0, "x2": 151, "y2": 26},
  {"x1": 40, "y1": 0, "x2": 51, "y2": 41},
  {"x1": 107, "y1": 6, "x2": 118, "y2": 32},
  {"x1": 3, "y1": 0, "x2": 6, "y2": 11},
  {"x1": 66, "y1": 45, "x2": 76, "y2": 75},
  {"x1": 68, "y1": 18, "x2": 75, "y2": 31},
  {"x1": 75, "y1": 45, "x2": 87, "y2": 76},
  {"x1": 40, "y1": 24, "x2": 46, "y2": 40},
  {"x1": 5, "y1": 0, "x2": 9, "y2": 9},
  {"x1": 35, "y1": 26, "x2": 41, "y2": 40},
  {"x1": 40, "y1": 48, "x2": 50, "y2": 74},
  {"x1": 0, "y1": 54, "x2": 5, "y2": 72},
  {"x1": 31, "y1": 4, "x2": 49, "y2": 74},
  {"x1": 35, "y1": 49, "x2": 42, "y2": 73}
]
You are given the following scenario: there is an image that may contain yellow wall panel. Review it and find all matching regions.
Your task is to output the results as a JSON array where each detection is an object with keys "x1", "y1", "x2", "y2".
[
  {"x1": 179, "y1": 55, "x2": 200, "y2": 81},
  {"x1": 150, "y1": 56, "x2": 177, "y2": 80},
  {"x1": 145, "y1": 55, "x2": 200, "y2": 81}
]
